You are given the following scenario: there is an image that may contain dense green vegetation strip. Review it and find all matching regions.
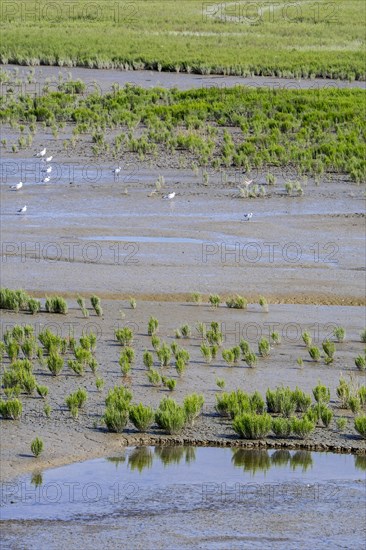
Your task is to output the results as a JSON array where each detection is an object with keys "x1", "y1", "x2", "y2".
[
  {"x1": 1, "y1": 84, "x2": 365, "y2": 180},
  {"x1": 0, "y1": 0, "x2": 365, "y2": 80}
]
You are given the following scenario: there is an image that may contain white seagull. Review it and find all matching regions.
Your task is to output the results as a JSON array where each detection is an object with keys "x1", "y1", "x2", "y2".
[
  {"x1": 10, "y1": 182, "x2": 23, "y2": 190},
  {"x1": 243, "y1": 212, "x2": 253, "y2": 221},
  {"x1": 112, "y1": 167, "x2": 122, "y2": 175},
  {"x1": 163, "y1": 192, "x2": 176, "y2": 200},
  {"x1": 42, "y1": 176, "x2": 51, "y2": 183},
  {"x1": 36, "y1": 147, "x2": 46, "y2": 157},
  {"x1": 17, "y1": 205, "x2": 27, "y2": 214},
  {"x1": 42, "y1": 166, "x2": 52, "y2": 174},
  {"x1": 45, "y1": 155, "x2": 53, "y2": 162},
  {"x1": 242, "y1": 179, "x2": 253, "y2": 188}
]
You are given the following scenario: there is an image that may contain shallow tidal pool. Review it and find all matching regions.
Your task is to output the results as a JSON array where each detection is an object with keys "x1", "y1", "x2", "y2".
[{"x1": 1, "y1": 447, "x2": 365, "y2": 549}]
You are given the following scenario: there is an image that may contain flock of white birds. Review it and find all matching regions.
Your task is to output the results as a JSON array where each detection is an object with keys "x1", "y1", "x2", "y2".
[
  {"x1": 11, "y1": 152, "x2": 252, "y2": 221},
  {"x1": 11, "y1": 146, "x2": 51, "y2": 214}
]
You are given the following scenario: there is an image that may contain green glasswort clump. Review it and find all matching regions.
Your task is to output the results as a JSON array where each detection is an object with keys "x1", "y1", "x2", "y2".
[
  {"x1": 151, "y1": 335, "x2": 160, "y2": 350},
  {"x1": 302, "y1": 330, "x2": 312, "y2": 347},
  {"x1": 47, "y1": 352, "x2": 64, "y2": 376},
  {"x1": 200, "y1": 343, "x2": 212, "y2": 364},
  {"x1": 355, "y1": 354, "x2": 366, "y2": 371},
  {"x1": 36, "y1": 385, "x2": 48, "y2": 399},
  {"x1": 271, "y1": 417, "x2": 292, "y2": 438},
  {"x1": 258, "y1": 337, "x2": 270, "y2": 357},
  {"x1": 226, "y1": 295, "x2": 247, "y2": 309},
  {"x1": 322, "y1": 340, "x2": 336, "y2": 364},
  {"x1": 180, "y1": 324, "x2": 191, "y2": 338},
  {"x1": 244, "y1": 351, "x2": 257, "y2": 368},
  {"x1": 148, "y1": 317, "x2": 159, "y2": 336},
  {"x1": 348, "y1": 396, "x2": 361, "y2": 414},
  {"x1": 183, "y1": 393, "x2": 204, "y2": 426},
  {"x1": 162, "y1": 377, "x2": 176, "y2": 391},
  {"x1": 147, "y1": 369, "x2": 162, "y2": 386},
  {"x1": 31, "y1": 437, "x2": 44, "y2": 458},
  {"x1": 354, "y1": 415, "x2": 366, "y2": 439},
  {"x1": 129, "y1": 403, "x2": 154, "y2": 432},
  {"x1": 333, "y1": 326, "x2": 345, "y2": 342},
  {"x1": 103, "y1": 386, "x2": 132, "y2": 433},
  {"x1": 216, "y1": 378, "x2": 225, "y2": 389},
  {"x1": 44, "y1": 403, "x2": 51, "y2": 418},
  {"x1": 76, "y1": 295, "x2": 89, "y2": 318},
  {"x1": 90, "y1": 295, "x2": 103, "y2": 316},
  {"x1": 157, "y1": 343, "x2": 171, "y2": 367},
  {"x1": 239, "y1": 339, "x2": 250, "y2": 357},
  {"x1": 129, "y1": 297, "x2": 137, "y2": 309},
  {"x1": 155, "y1": 397, "x2": 186, "y2": 434},
  {"x1": 291, "y1": 417, "x2": 315, "y2": 438},
  {"x1": 320, "y1": 406, "x2": 333, "y2": 427},
  {"x1": 271, "y1": 332, "x2": 281, "y2": 345},
  {"x1": 222, "y1": 349, "x2": 235, "y2": 366},
  {"x1": 190, "y1": 292, "x2": 202, "y2": 305},
  {"x1": 312, "y1": 383, "x2": 330, "y2": 404},
  {"x1": 45, "y1": 296, "x2": 68, "y2": 314},
  {"x1": 95, "y1": 377, "x2": 104, "y2": 392},
  {"x1": 143, "y1": 350, "x2": 154, "y2": 369},
  {"x1": 337, "y1": 376, "x2": 351, "y2": 408},
  {"x1": 233, "y1": 413, "x2": 272, "y2": 439},
  {"x1": 258, "y1": 296, "x2": 268, "y2": 312},
  {"x1": 336, "y1": 417, "x2": 347, "y2": 431},
  {"x1": 360, "y1": 329, "x2": 366, "y2": 343},
  {"x1": 0, "y1": 398, "x2": 22, "y2": 419},
  {"x1": 115, "y1": 327, "x2": 134, "y2": 346},
  {"x1": 209, "y1": 294, "x2": 220, "y2": 309},
  {"x1": 308, "y1": 346, "x2": 321, "y2": 362}
]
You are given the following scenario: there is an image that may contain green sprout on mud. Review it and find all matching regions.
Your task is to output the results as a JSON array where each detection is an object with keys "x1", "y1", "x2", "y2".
[
  {"x1": 258, "y1": 337, "x2": 271, "y2": 358},
  {"x1": 77, "y1": 295, "x2": 89, "y2": 318},
  {"x1": 258, "y1": 296, "x2": 268, "y2": 312},
  {"x1": 129, "y1": 297, "x2": 137, "y2": 309},
  {"x1": 302, "y1": 331, "x2": 312, "y2": 347},
  {"x1": 322, "y1": 340, "x2": 336, "y2": 364},
  {"x1": 355, "y1": 354, "x2": 366, "y2": 371},
  {"x1": 143, "y1": 350, "x2": 154, "y2": 369},
  {"x1": 209, "y1": 294, "x2": 220, "y2": 309},
  {"x1": 95, "y1": 377, "x2": 105, "y2": 392},
  {"x1": 36, "y1": 385, "x2": 48, "y2": 399},
  {"x1": 90, "y1": 295, "x2": 103, "y2": 316},
  {"x1": 216, "y1": 378, "x2": 226, "y2": 389},
  {"x1": 308, "y1": 346, "x2": 321, "y2": 362},
  {"x1": 226, "y1": 295, "x2": 247, "y2": 309},
  {"x1": 333, "y1": 326, "x2": 346, "y2": 342},
  {"x1": 31, "y1": 437, "x2": 44, "y2": 458},
  {"x1": 190, "y1": 292, "x2": 202, "y2": 305},
  {"x1": 115, "y1": 327, "x2": 134, "y2": 346},
  {"x1": 148, "y1": 317, "x2": 159, "y2": 336}
]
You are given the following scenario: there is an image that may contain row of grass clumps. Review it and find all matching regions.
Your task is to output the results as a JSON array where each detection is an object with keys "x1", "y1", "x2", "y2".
[
  {"x1": 102, "y1": 387, "x2": 205, "y2": 435},
  {"x1": 215, "y1": 383, "x2": 366, "y2": 440},
  {"x1": 0, "y1": 85, "x2": 365, "y2": 181},
  {"x1": 1, "y1": 288, "x2": 105, "y2": 316}
]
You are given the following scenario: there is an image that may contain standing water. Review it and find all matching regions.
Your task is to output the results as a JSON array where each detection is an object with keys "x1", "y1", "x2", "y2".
[{"x1": 1, "y1": 447, "x2": 365, "y2": 549}]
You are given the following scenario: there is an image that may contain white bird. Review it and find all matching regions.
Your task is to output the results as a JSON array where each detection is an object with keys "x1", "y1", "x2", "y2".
[
  {"x1": 42, "y1": 166, "x2": 52, "y2": 174},
  {"x1": 243, "y1": 212, "x2": 253, "y2": 221},
  {"x1": 17, "y1": 205, "x2": 27, "y2": 214},
  {"x1": 45, "y1": 155, "x2": 53, "y2": 162},
  {"x1": 163, "y1": 192, "x2": 176, "y2": 200},
  {"x1": 112, "y1": 167, "x2": 122, "y2": 175},
  {"x1": 42, "y1": 176, "x2": 51, "y2": 183},
  {"x1": 242, "y1": 179, "x2": 253, "y2": 188},
  {"x1": 36, "y1": 147, "x2": 46, "y2": 157},
  {"x1": 10, "y1": 182, "x2": 23, "y2": 190}
]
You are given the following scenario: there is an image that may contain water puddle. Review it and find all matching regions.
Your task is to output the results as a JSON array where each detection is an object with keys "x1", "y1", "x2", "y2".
[{"x1": 1, "y1": 447, "x2": 365, "y2": 522}]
